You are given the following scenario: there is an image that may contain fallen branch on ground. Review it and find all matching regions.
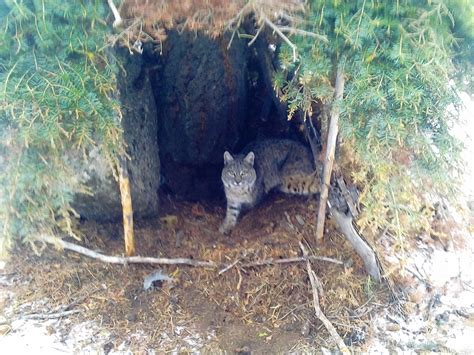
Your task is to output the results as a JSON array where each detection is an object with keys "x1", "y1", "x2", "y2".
[
  {"x1": 35, "y1": 235, "x2": 217, "y2": 268},
  {"x1": 299, "y1": 242, "x2": 350, "y2": 354},
  {"x1": 20, "y1": 309, "x2": 82, "y2": 320},
  {"x1": 36, "y1": 235, "x2": 344, "y2": 272},
  {"x1": 0, "y1": 309, "x2": 83, "y2": 325},
  {"x1": 330, "y1": 209, "x2": 381, "y2": 281},
  {"x1": 240, "y1": 255, "x2": 344, "y2": 268},
  {"x1": 219, "y1": 255, "x2": 344, "y2": 274}
]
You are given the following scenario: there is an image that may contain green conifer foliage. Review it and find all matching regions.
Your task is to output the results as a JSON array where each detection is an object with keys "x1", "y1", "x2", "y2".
[
  {"x1": 276, "y1": 1, "x2": 473, "y2": 250},
  {"x1": 0, "y1": 1, "x2": 122, "y2": 256}
]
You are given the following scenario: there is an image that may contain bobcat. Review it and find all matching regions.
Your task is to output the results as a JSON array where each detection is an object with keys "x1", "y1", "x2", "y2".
[{"x1": 219, "y1": 139, "x2": 320, "y2": 234}]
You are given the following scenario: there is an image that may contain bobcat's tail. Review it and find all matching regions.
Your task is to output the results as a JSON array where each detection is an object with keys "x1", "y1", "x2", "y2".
[{"x1": 280, "y1": 170, "x2": 320, "y2": 195}]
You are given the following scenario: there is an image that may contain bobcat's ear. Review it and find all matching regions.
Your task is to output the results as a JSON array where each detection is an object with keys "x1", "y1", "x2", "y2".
[
  {"x1": 244, "y1": 152, "x2": 255, "y2": 166},
  {"x1": 223, "y1": 151, "x2": 234, "y2": 164}
]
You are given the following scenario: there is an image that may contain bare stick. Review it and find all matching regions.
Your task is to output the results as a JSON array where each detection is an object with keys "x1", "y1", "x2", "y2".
[
  {"x1": 299, "y1": 242, "x2": 350, "y2": 354},
  {"x1": 240, "y1": 255, "x2": 343, "y2": 268},
  {"x1": 35, "y1": 235, "x2": 217, "y2": 268},
  {"x1": 117, "y1": 155, "x2": 135, "y2": 256},
  {"x1": 315, "y1": 62, "x2": 345, "y2": 241},
  {"x1": 106, "y1": 0, "x2": 123, "y2": 28},
  {"x1": 329, "y1": 208, "x2": 381, "y2": 281},
  {"x1": 248, "y1": 22, "x2": 265, "y2": 47},
  {"x1": 263, "y1": 16, "x2": 297, "y2": 62},
  {"x1": 277, "y1": 26, "x2": 329, "y2": 43},
  {"x1": 21, "y1": 309, "x2": 82, "y2": 320},
  {"x1": 219, "y1": 259, "x2": 240, "y2": 275}
]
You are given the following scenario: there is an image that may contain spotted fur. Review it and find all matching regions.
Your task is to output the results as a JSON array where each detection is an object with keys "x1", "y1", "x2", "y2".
[{"x1": 220, "y1": 139, "x2": 320, "y2": 234}]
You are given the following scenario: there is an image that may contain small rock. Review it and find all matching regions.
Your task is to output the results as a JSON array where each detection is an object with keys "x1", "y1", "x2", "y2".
[
  {"x1": 386, "y1": 323, "x2": 401, "y2": 331},
  {"x1": 295, "y1": 214, "x2": 305, "y2": 226},
  {"x1": 301, "y1": 320, "x2": 311, "y2": 336},
  {"x1": 435, "y1": 311, "x2": 450, "y2": 324}
]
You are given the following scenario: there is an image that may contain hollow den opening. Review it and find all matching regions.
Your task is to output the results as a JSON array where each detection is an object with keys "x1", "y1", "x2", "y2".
[{"x1": 114, "y1": 28, "x2": 317, "y2": 217}]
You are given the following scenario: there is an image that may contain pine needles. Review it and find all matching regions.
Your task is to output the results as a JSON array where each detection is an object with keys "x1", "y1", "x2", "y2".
[
  {"x1": 277, "y1": 0, "x2": 473, "y2": 270},
  {"x1": 0, "y1": 1, "x2": 122, "y2": 257}
]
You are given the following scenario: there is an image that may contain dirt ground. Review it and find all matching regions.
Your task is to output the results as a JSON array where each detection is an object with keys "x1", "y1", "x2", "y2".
[{"x1": 0, "y1": 192, "x2": 393, "y2": 353}]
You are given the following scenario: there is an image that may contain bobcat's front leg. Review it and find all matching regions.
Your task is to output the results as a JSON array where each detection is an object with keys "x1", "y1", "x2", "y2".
[{"x1": 219, "y1": 203, "x2": 241, "y2": 234}]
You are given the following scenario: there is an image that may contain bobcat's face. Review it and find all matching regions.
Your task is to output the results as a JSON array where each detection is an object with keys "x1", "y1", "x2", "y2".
[{"x1": 221, "y1": 151, "x2": 256, "y2": 192}]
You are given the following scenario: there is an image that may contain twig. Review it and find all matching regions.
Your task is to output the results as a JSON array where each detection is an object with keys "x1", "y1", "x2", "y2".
[
  {"x1": 299, "y1": 242, "x2": 350, "y2": 354},
  {"x1": 219, "y1": 259, "x2": 240, "y2": 275},
  {"x1": 35, "y1": 235, "x2": 217, "y2": 268},
  {"x1": 248, "y1": 22, "x2": 265, "y2": 46},
  {"x1": 20, "y1": 309, "x2": 82, "y2": 320},
  {"x1": 277, "y1": 26, "x2": 329, "y2": 43},
  {"x1": 106, "y1": 0, "x2": 123, "y2": 28},
  {"x1": 315, "y1": 61, "x2": 345, "y2": 241},
  {"x1": 239, "y1": 255, "x2": 344, "y2": 268},
  {"x1": 263, "y1": 16, "x2": 297, "y2": 62}
]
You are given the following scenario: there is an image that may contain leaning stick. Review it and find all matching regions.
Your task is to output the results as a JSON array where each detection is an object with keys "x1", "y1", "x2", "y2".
[
  {"x1": 106, "y1": 0, "x2": 123, "y2": 28},
  {"x1": 315, "y1": 62, "x2": 345, "y2": 241},
  {"x1": 299, "y1": 242, "x2": 350, "y2": 354},
  {"x1": 35, "y1": 235, "x2": 217, "y2": 268},
  {"x1": 117, "y1": 155, "x2": 135, "y2": 256},
  {"x1": 239, "y1": 255, "x2": 344, "y2": 268}
]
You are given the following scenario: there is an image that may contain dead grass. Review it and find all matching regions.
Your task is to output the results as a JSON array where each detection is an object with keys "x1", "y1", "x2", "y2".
[{"x1": 4, "y1": 193, "x2": 392, "y2": 352}]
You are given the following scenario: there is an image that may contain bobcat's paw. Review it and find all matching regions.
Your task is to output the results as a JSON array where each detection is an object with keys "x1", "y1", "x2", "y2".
[{"x1": 219, "y1": 223, "x2": 232, "y2": 235}]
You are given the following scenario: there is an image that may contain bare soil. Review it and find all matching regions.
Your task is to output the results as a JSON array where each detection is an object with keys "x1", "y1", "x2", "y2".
[{"x1": 1, "y1": 192, "x2": 391, "y2": 353}]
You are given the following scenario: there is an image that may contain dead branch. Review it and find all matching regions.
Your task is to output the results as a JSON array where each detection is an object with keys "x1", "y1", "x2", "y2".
[
  {"x1": 277, "y1": 26, "x2": 329, "y2": 43},
  {"x1": 36, "y1": 235, "x2": 344, "y2": 273},
  {"x1": 20, "y1": 309, "x2": 82, "y2": 320},
  {"x1": 316, "y1": 62, "x2": 345, "y2": 241},
  {"x1": 263, "y1": 16, "x2": 297, "y2": 62},
  {"x1": 107, "y1": 0, "x2": 123, "y2": 28},
  {"x1": 299, "y1": 242, "x2": 350, "y2": 354},
  {"x1": 117, "y1": 155, "x2": 135, "y2": 256},
  {"x1": 35, "y1": 235, "x2": 217, "y2": 268},
  {"x1": 329, "y1": 208, "x2": 381, "y2": 281},
  {"x1": 218, "y1": 259, "x2": 240, "y2": 275},
  {"x1": 240, "y1": 255, "x2": 344, "y2": 268},
  {"x1": 248, "y1": 22, "x2": 265, "y2": 46}
]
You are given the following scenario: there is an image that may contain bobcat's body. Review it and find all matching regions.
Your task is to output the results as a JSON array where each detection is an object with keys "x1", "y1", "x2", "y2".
[{"x1": 219, "y1": 139, "x2": 320, "y2": 234}]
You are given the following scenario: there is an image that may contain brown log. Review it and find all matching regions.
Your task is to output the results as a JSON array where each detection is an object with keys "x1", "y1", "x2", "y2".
[
  {"x1": 315, "y1": 63, "x2": 345, "y2": 241},
  {"x1": 117, "y1": 155, "x2": 135, "y2": 256}
]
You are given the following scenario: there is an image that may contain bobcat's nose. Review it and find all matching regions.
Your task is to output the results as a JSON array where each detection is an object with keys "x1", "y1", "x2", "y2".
[{"x1": 235, "y1": 177, "x2": 242, "y2": 184}]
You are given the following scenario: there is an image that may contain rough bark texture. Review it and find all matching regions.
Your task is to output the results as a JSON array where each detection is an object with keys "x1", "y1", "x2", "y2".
[
  {"x1": 151, "y1": 31, "x2": 249, "y2": 199},
  {"x1": 73, "y1": 48, "x2": 160, "y2": 221}
]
